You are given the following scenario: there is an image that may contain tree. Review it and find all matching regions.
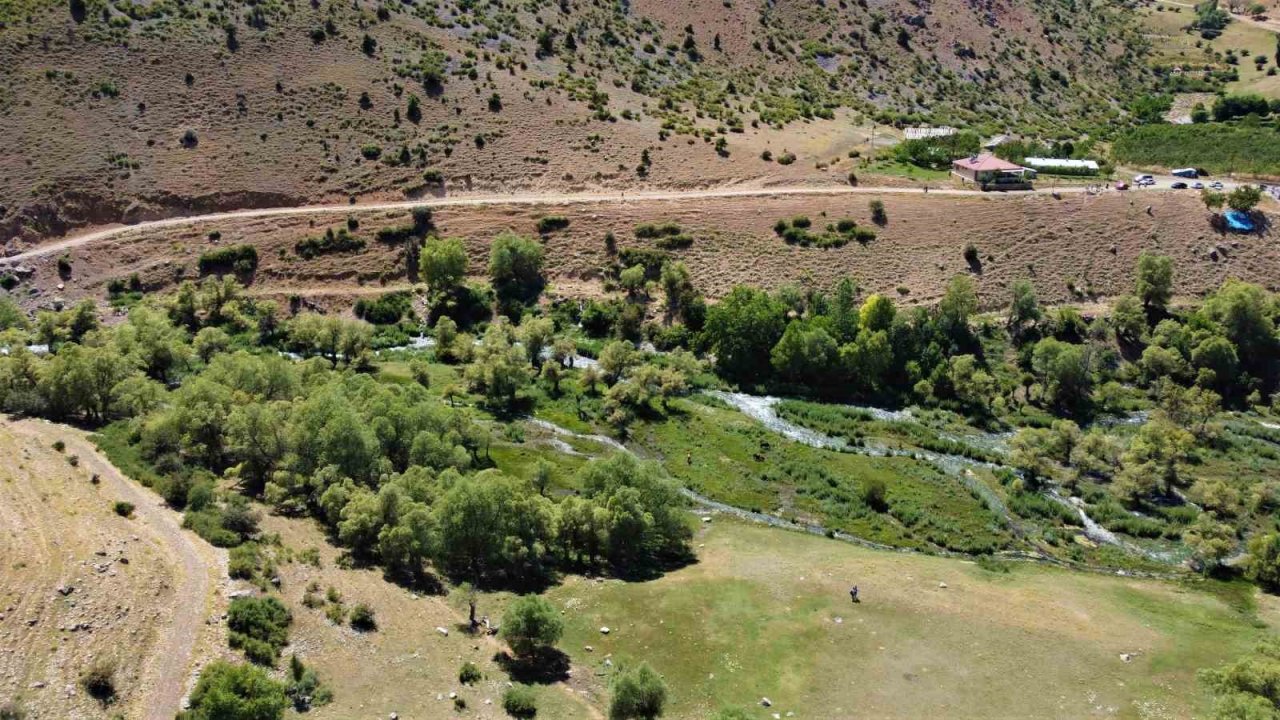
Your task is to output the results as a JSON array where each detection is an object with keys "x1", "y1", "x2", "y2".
[
  {"x1": 659, "y1": 261, "x2": 697, "y2": 326},
  {"x1": 517, "y1": 316, "x2": 555, "y2": 367},
  {"x1": 1247, "y1": 533, "x2": 1280, "y2": 591},
  {"x1": 859, "y1": 294, "x2": 896, "y2": 334},
  {"x1": 489, "y1": 232, "x2": 545, "y2": 311},
  {"x1": 434, "y1": 471, "x2": 555, "y2": 583},
  {"x1": 501, "y1": 595, "x2": 563, "y2": 658},
  {"x1": 1112, "y1": 294, "x2": 1147, "y2": 341},
  {"x1": 1135, "y1": 252, "x2": 1174, "y2": 317},
  {"x1": 1008, "y1": 279, "x2": 1042, "y2": 341},
  {"x1": 619, "y1": 265, "x2": 647, "y2": 298},
  {"x1": 1030, "y1": 338, "x2": 1093, "y2": 414},
  {"x1": 770, "y1": 322, "x2": 839, "y2": 386},
  {"x1": 609, "y1": 662, "x2": 669, "y2": 720},
  {"x1": 1202, "y1": 189, "x2": 1227, "y2": 215},
  {"x1": 1184, "y1": 515, "x2": 1236, "y2": 572},
  {"x1": 463, "y1": 322, "x2": 531, "y2": 409},
  {"x1": 420, "y1": 237, "x2": 468, "y2": 297},
  {"x1": 1114, "y1": 417, "x2": 1194, "y2": 504},
  {"x1": 704, "y1": 286, "x2": 786, "y2": 382},
  {"x1": 1227, "y1": 185, "x2": 1264, "y2": 212},
  {"x1": 180, "y1": 661, "x2": 287, "y2": 720}
]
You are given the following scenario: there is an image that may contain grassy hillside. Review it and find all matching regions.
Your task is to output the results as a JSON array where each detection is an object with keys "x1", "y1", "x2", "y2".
[{"x1": 0, "y1": 0, "x2": 1150, "y2": 237}]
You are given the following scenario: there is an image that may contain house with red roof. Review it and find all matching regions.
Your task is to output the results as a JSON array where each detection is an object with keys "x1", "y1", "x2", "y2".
[{"x1": 951, "y1": 153, "x2": 1036, "y2": 191}]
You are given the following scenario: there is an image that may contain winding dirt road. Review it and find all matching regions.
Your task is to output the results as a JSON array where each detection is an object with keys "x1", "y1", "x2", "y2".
[
  {"x1": 3, "y1": 418, "x2": 224, "y2": 720},
  {"x1": 3, "y1": 183, "x2": 1108, "y2": 265}
]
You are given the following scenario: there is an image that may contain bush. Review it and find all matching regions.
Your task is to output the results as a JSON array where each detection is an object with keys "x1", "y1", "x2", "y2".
[
  {"x1": 113, "y1": 501, "x2": 135, "y2": 517},
  {"x1": 349, "y1": 602, "x2": 377, "y2": 631},
  {"x1": 459, "y1": 661, "x2": 482, "y2": 685},
  {"x1": 536, "y1": 216, "x2": 571, "y2": 234},
  {"x1": 870, "y1": 199, "x2": 887, "y2": 225},
  {"x1": 502, "y1": 686, "x2": 537, "y2": 717},
  {"x1": 0, "y1": 701, "x2": 23, "y2": 720},
  {"x1": 1113, "y1": 123, "x2": 1280, "y2": 175},
  {"x1": 198, "y1": 245, "x2": 258, "y2": 275},
  {"x1": 80, "y1": 658, "x2": 116, "y2": 703},
  {"x1": 295, "y1": 228, "x2": 365, "y2": 259},
  {"x1": 354, "y1": 291, "x2": 413, "y2": 325},
  {"x1": 609, "y1": 662, "x2": 668, "y2": 720},
  {"x1": 228, "y1": 543, "x2": 261, "y2": 580},
  {"x1": 228, "y1": 596, "x2": 292, "y2": 664},
  {"x1": 182, "y1": 661, "x2": 288, "y2": 720}
]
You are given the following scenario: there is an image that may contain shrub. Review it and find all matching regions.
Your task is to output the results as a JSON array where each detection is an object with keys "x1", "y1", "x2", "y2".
[
  {"x1": 502, "y1": 686, "x2": 537, "y2": 717},
  {"x1": 360, "y1": 144, "x2": 382, "y2": 160},
  {"x1": 536, "y1": 216, "x2": 571, "y2": 234},
  {"x1": 228, "y1": 596, "x2": 292, "y2": 665},
  {"x1": 181, "y1": 128, "x2": 198, "y2": 148},
  {"x1": 354, "y1": 291, "x2": 412, "y2": 325},
  {"x1": 608, "y1": 662, "x2": 668, "y2": 720},
  {"x1": 655, "y1": 234, "x2": 693, "y2": 250},
  {"x1": 52, "y1": 440, "x2": 65, "y2": 452},
  {"x1": 870, "y1": 199, "x2": 887, "y2": 225},
  {"x1": 80, "y1": 658, "x2": 116, "y2": 703},
  {"x1": 634, "y1": 222, "x2": 683, "y2": 239},
  {"x1": 228, "y1": 543, "x2": 261, "y2": 580},
  {"x1": 0, "y1": 273, "x2": 18, "y2": 291},
  {"x1": 198, "y1": 245, "x2": 258, "y2": 275},
  {"x1": 113, "y1": 501, "x2": 135, "y2": 517},
  {"x1": 459, "y1": 661, "x2": 482, "y2": 685},
  {"x1": 349, "y1": 602, "x2": 377, "y2": 631},
  {"x1": 295, "y1": 228, "x2": 365, "y2": 259},
  {"x1": 184, "y1": 661, "x2": 287, "y2": 720},
  {"x1": 57, "y1": 255, "x2": 72, "y2": 275},
  {"x1": 963, "y1": 243, "x2": 979, "y2": 265},
  {"x1": 0, "y1": 700, "x2": 24, "y2": 720}
]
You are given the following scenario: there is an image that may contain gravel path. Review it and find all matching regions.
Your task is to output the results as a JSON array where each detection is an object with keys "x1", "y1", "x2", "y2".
[{"x1": 7, "y1": 418, "x2": 224, "y2": 720}]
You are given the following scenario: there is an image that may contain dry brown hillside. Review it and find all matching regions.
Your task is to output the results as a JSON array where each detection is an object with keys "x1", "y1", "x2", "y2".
[
  {"x1": 11, "y1": 190, "x2": 1276, "y2": 313},
  {"x1": 0, "y1": 0, "x2": 1150, "y2": 241}
]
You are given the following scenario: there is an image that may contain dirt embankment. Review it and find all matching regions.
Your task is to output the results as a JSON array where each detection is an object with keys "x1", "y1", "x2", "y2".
[
  {"x1": 4, "y1": 188, "x2": 1275, "y2": 314},
  {"x1": 0, "y1": 418, "x2": 226, "y2": 720}
]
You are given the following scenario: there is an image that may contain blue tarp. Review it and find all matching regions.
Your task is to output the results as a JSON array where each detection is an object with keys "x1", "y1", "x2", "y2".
[{"x1": 1224, "y1": 210, "x2": 1256, "y2": 232}]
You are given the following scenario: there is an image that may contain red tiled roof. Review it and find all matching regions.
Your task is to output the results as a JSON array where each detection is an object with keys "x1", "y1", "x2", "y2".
[{"x1": 952, "y1": 154, "x2": 1025, "y2": 172}]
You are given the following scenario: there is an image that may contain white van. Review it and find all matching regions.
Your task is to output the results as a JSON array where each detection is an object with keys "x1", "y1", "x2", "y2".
[{"x1": 1134, "y1": 174, "x2": 1154, "y2": 183}]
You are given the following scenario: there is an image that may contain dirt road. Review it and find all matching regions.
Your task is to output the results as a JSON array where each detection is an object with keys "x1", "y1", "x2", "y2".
[
  {"x1": 2, "y1": 418, "x2": 224, "y2": 720},
  {"x1": 2, "y1": 183, "x2": 1109, "y2": 264}
]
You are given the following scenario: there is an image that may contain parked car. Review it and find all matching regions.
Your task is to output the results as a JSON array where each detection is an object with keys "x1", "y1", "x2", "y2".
[
  {"x1": 1210, "y1": 181, "x2": 1224, "y2": 190},
  {"x1": 1192, "y1": 182, "x2": 1204, "y2": 190},
  {"x1": 1115, "y1": 181, "x2": 1129, "y2": 190},
  {"x1": 1171, "y1": 181, "x2": 1188, "y2": 189},
  {"x1": 1134, "y1": 174, "x2": 1154, "y2": 184}
]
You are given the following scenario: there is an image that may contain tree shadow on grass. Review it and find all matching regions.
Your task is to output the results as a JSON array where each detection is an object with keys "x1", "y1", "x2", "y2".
[{"x1": 494, "y1": 648, "x2": 571, "y2": 684}]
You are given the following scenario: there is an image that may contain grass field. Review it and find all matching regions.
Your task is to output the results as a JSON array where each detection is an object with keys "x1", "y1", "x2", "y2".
[
  {"x1": 1112, "y1": 122, "x2": 1280, "y2": 175},
  {"x1": 544, "y1": 518, "x2": 1278, "y2": 719}
]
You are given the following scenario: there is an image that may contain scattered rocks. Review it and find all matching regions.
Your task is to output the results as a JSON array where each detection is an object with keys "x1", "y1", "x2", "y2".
[{"x1": 56, "y1": 584, "x2": 74, "y2": 596}]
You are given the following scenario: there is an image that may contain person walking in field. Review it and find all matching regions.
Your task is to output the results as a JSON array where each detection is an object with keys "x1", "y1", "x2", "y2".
[{"x1": 850, "y1": 585, "x2": 860, "y2": 603}]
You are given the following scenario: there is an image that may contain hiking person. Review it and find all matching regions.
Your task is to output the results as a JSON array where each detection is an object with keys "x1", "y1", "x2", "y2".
[{"x1": 849, "y1": 585, "x2": 860, "y2": 603}]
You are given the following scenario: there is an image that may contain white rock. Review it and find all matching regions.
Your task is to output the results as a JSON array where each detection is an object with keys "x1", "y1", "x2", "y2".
[
  {"x1": 938, "y1": 581, "x2": 948, "y2": 589},
  {"x1": 436, "y1": 626, "x2": 449, "y2": 636},
  {"x1": 761, "y1": 697, "x2": 772, "y2": 707},
  {"x1": 600, "y1": 626, "x2": 610, "y2": 634}
]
